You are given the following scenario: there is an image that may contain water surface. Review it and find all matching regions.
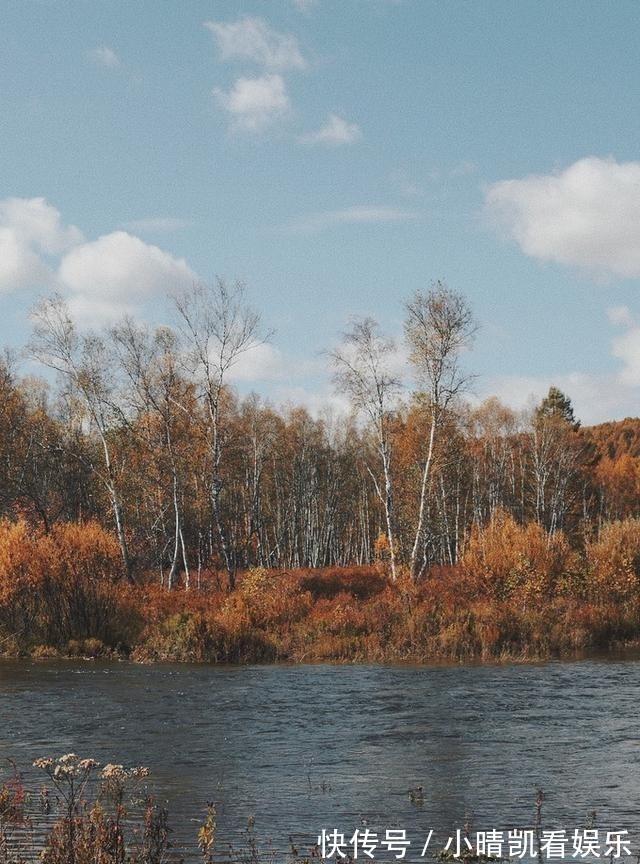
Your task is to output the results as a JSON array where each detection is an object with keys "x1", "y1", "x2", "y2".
[{"x1": 1, "y1": 660, "x2": 638, "y2": 859}]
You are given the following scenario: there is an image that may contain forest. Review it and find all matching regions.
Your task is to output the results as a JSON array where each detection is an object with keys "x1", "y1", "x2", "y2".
[{"x1": 2, "y1": 280, "x2": 640, "y2": 662}]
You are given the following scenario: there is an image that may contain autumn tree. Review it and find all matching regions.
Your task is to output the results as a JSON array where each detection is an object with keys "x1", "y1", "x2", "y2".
[
  {"x1": 29, "y1": 295, "x2": 135, "y2": 582},
  {"x1": 595, "y1": 454, "x2": 640, "y2": 522},
  {"x1": 467, "y1": 398, "x2": 525, "y2": 525},
  {"x1": 529, "y1": 387, "x2": 585, "y2": 536},
  {"x1": 112, "y1": 319, "x2": 197, "y2": 588},
  {"x1": 404, "y1": 282, "x2": 475, "y2": 578},
  {"x1": 330, "y1": 317, "x2": 402, "y2": 580},
  {"x1": 174, "y1": 279, "x2": 266, "y2": 590}
]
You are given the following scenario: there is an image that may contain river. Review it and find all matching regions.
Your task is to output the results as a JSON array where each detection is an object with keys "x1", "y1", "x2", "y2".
[{"x1": 1, "y1": 659, "x2": 639, "y2": 860}]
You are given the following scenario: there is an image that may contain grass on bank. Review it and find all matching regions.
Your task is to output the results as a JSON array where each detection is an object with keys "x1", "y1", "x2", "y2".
[
  {"x1": 0, "y1": 755, "x2": 548, "y2": 864},
  {"x1": 3, "y1": 513, "x2": 640, "y2": 664}
]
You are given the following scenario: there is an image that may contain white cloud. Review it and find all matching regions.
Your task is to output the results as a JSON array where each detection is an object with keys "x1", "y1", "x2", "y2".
[
  {"x1": 0, "y1": 197, "x2": 83, "y2": 293},
  {"x1": 214, "y1": 74, "x2": 289, "y2": 131},
  {"x1": 122, "y1": 217, "x2": 190, "y2": 235},
  {"x1": 86, "y1": 45, "x2": 120, "y2": 68},
  {"x1": 300, "y1": 113, "x2": 362, "y2": 145},
  {"x1": 273, "y1": 384, "x2": 351, "y2": 419},
  {"x1": 58, "y1": 231, "x2": 196, "y2": 323},
  {"x1": 0, "y1": 197, "x2": 83, "y2": 254},
  {"x1": 225, "y1": 342, "x2": 352, "y2": 419},
  {"x1": 286, "y1": 205, "x2": 419, "y2": 233},
  {"x1": 65, "y1": 295, "x2": 139, "y2": 325},
  {"x1": 479, "y1": 375, "x2": 563, "y2": 415},
  {"x1": 204, "y1": 17, "x2": 305, "y2": 70},
  {"x1": 612, "y1": 331, "x2": 640, "y2": 387},
  {"x1": 0, "y1": 197, "x2": 199, "y2": 324},
  {"x1": 609, "y1": 307, "x2": 640, "y2": 387},
  {"x1": 450, "y1": 160, "x2": 477, "y2": 178},
  {"x1": 482, "y1": 309, "x2": 640, "y2": 425},
  {"x1": 485, "y1": 156, "x2": 640, "y2": 279},
  {"x1": 228, "y1": 342, "x2": 286, "y2": 383},
  {"x1": 0, "y1": 228, "x2": 50, "y2": 293},
  {"x1": 483, "y1": 371, "x2": 638, "y2": 426}
]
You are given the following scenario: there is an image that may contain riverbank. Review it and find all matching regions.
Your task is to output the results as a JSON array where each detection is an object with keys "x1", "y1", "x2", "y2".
[{"x1": 4, "y1": 513, "x2": 640, "y2": 665}]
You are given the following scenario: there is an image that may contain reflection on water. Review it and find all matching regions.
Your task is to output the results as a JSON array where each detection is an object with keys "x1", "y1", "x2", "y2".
[{"x1": 1, "y1": 659, "x2": 639, "y2": 860}]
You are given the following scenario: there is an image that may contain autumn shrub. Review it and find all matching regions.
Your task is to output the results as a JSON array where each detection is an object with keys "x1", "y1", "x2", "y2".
[
  {"x1": 0, "y1": 520, "x2": 58, "y2": 651},
  {"x1": 0, "y1": 767, "x2": 27, "y2": 824},
  {"x1": 134, "y1": 605, "x2": 279, "y2": 663},
  {"x1": 565, "y1": 599, "x2": 640, "y2": 648},
  {"x1": 135, "y1": 611, "x2": 212, "y2": 662},
  {"x1": 6, "y1": 512, "x2": 640, "y2": 663},
  {"x1": 298, "y1": 566, "x2": 388, "y2": 601},
  {"x1": 363, "y1": 580, "x2": 411, "y2": 650},
  {"x1": 130, "y1": 583, "x2": 224, "y2": 628},
  {"x1": 0, "y1": 755, "x2": 296, "y2": 864},
  {"x1": 460, "y1": 510, "x2": 577, "y2": 603},
  {"x1": 585, "y1": 518, "x2": 640, "y2": 604},
  {"x1": 412, "y1": 565, "x2": 594, "y2": 660},
  {"x1": 25, "y1": 755, "x2": 165, "y2": 864},
  {"x1": 31, "y1": 644, "x2": 61, "y2": 659},
  {"x1": 66, "y1": 638, "x2": 110, "y2": 658},
  {"x1": 303, "y1": 594, "x2": 371, "y2": 638},
  {"x1": 237, "y1": 567, "x2": 313, "y2": 627},
  {"x1": 0, "y1": 518, "x2": 143, "y2": 654}
]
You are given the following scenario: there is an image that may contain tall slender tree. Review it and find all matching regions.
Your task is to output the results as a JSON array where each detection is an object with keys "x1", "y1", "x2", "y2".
[
  {"x1": 30, "y1": 295, "x2": 135, "y2": 582},
  {"x1": 174, "y1": 279, "x2": 266, "y2": 590},
  {"x1": 404, "y1": 282, "x2": 475, "y2": 579},
  {"x1": 330, "y1": 317, "x2": 402, "y2": 580}
]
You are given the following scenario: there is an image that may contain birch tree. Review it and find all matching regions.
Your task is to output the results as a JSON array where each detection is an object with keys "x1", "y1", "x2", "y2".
[
  {"x1": 111, "y1": 319, "x2": 194, "y2": 589},
  {"x1": 330, "y1": 317, "x2": 402, "y2": 580},
  {"x1": 30, "y1": 295, "x2": 135, "y2": 582},
  {"x1": 404, "y1": 282, "x2": 475, "y2": 579},
  {"x1": 174, "y1": 279, "x2": 266, "y2": 590}
]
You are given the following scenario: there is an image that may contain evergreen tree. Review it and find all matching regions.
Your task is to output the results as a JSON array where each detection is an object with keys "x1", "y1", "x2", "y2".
[{"x1": 536, "y1": 386, "x2": 580, "y2": 429}]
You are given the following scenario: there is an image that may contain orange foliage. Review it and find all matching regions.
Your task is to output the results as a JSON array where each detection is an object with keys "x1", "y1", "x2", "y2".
[
  {"x1": 585, "y1": 518, "x2": 640, "y2": 603},
  {"x1": 298, "y1": 566, "x2": 387, "y2": 601},
  {"x1": 460, "y1": 510, "x2": 577, "y2": 603},
  {"x1": 4, "y1": 515, "x2": 640, "y2": 663},
  {"x1": 595, "y1": 454, "x2": 640, "y2": 520},
  {"x1": 0, "y1": 518, "x2": 139, "y2": 654},
  {"x1": 587, "y1": 418, "x2": 640, "y2": 460},
  {"x1": 0, "y1": 520, "x2": 49, "y2": 603}
]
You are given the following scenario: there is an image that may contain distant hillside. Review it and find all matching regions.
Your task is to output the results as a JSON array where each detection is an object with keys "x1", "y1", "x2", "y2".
[{"x1": 584, "y1": 418, "x2": 640, "y2": 460}]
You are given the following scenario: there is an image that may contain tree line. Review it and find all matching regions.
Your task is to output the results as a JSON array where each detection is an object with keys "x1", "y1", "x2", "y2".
[{"x1": 0, "y1": 279, "x2": 635, "y2": 589}]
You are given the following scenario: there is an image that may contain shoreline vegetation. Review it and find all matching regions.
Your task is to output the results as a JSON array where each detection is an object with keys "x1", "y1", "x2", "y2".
[
  {"x1": 0, "y1": 753, "x2": 235, "y2": 864},
  {"x1": 4, "y1": 284, "x2": 640, "y2": 665},
  {"x1": 4, "y1": 512, "x2": 640, "y2": 665},
  {"x1": 0, "y1": 755, "x2": 602, "y2": 864},
  {"x1": 0, "y1": 754, "x2": 550, "y2": 864}
]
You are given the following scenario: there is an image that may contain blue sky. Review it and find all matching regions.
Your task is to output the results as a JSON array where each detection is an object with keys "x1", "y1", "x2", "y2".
[{"x1": 3, "y1": 0, "x2": 640, "y2": 422}]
